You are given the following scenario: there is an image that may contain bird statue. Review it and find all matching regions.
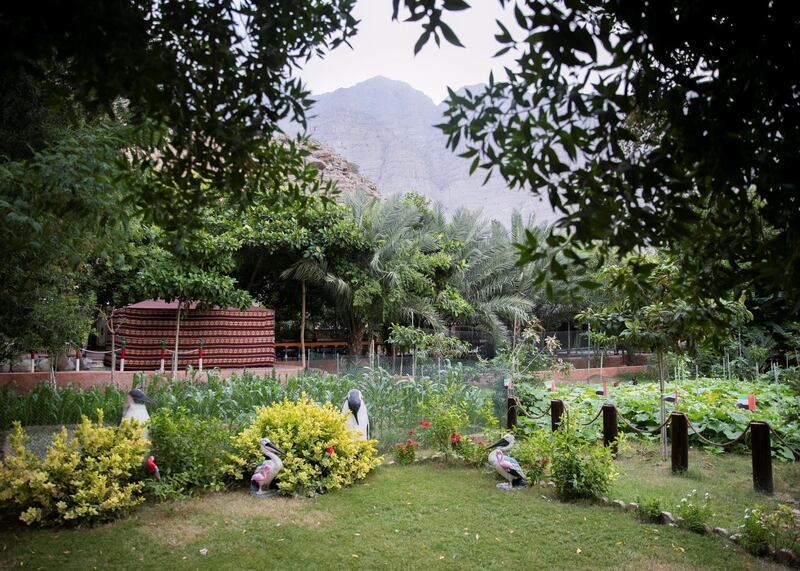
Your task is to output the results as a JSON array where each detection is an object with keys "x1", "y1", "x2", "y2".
[
  {"x1": 146, "y1": 455, "x2": 161, "y2": 480},
  {"x1": 250, "y1": 438, "x2": 285, "y2": 497},
  {"x1": 340, "y1": 388, "x2": 369, "y2": 440},
  {"x1": 487, "y1": 433, "x2": 526, "y2": 490},
  {"x1": 120, "y1": 388, "x2": 155, "y2": 440}
]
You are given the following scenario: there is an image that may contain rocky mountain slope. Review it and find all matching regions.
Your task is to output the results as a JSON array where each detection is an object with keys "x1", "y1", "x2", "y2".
[{"x1": 288, "y1": 76, "x2": 556, "y2": 226}]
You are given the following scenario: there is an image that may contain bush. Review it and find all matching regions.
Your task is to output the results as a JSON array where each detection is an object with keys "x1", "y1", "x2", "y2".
[
  {"x1": 229, "y1": 395, "x2": 381, "y2": 496},
  {"x1": 635, "y1": 496, "x2": 663, "y2": 523},
  {"x1": 0, "y1": 413, "x2": 147, "y2": 526},
  {"x1": 391, "y1": 437, "x2": 418, "y2": 465},
  {"x1": 739, "y1": 504, "x2": 799, "y2": 557},
  {"x1": 511, "y1": 428, "x2": 553, "y2": 486},
  {"x1": 417, "y1": 398, "x2": 468, "y2": 456},
  {"x1": 674, "y1": 489, "x2": 713, "y2": 533},
  {"x1": 454, "y1": 434, "x2": 489, "y2": 468},
  {"x1": 146, "y1": 407, "x2": 235, "y2": 500},
  {"x1": 550, "y1": 423, "x2": 617, "y2": 501}
]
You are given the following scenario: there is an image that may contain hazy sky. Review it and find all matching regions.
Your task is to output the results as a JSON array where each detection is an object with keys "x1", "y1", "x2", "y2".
[{"x1": 300, "y1": 1, "x2": 516, "y2": 104}]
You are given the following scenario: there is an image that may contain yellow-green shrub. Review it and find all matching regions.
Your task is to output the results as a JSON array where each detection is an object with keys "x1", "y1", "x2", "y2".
[
  {"x1": 229, "y1": 395, "x2": 381, "y2": 496},
  {"x1": 0, "y1": 412, "x2": 148, "y2": 526}
]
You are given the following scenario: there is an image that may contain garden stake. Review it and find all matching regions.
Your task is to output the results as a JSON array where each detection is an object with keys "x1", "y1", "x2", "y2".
[
  {"x1": 198, "y1": 339, "x2": 204, "y2": 372},
  {"x1": 670, "y1": 411, "x2": 688, "y2": 473},
  {"x1": 75, "y1": 348, "x2": 80, "y2": 372},
  {"x1": 602, "y1": 404, "x2": 618, "y2": 456},
  {"x1": 120, "y1": 339, "x2": 126, "y2": 372},
  {"x1": 551, "y1": 399, "x2": 564, "y2": 432},
  {"x1": 751, "y1": 421, "x2": 773, "y2": 494},
  {"x1": 30, "y1": 351, "x2": 35, "y2": 373},
  {"x1": 507, "y1": 394, "x2": 517, "y2": 429},
  {"x1": 159, "y1": 340, "x2": 165, "y2": 373}
]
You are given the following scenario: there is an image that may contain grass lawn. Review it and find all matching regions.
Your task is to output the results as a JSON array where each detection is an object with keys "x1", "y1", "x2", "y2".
[
  {"x1": 0, "y1": 461, "x2": 788, "y2": 570},
  {"x1": 612, "y1": 441, "x2": 800, "y2": 531}
]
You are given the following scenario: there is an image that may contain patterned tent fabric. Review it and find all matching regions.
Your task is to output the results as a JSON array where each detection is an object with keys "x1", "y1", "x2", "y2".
[{"x1": 104, "y1": 300, "x2": 275, "y2": 371}]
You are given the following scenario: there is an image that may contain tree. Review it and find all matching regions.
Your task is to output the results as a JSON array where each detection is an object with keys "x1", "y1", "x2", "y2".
[
  {"x1": 577, "y1": 256, "x2": 751, "y2": 459},
  {"x1": 395, "y1": 1, "x2": 800, "y2": 310},
  {"x1": 1, "y1": 1, "x2": 359, "y2": 223},
  {"x1": 0, "y1": 117, "x2": 137, "y2": 363}
]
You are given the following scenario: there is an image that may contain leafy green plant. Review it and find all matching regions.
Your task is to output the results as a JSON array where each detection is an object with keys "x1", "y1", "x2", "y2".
[
  {"x1": 739, "y1": 504, "x2": 799, "y2": 558},
  {"x1": 0, "y1": 413, "x2": 147, "y2": 526},
  {"x1": 636, "y1": 496, "x2": 663, "y2": 523},
  {"x1": 418, "y1": 397, "x2": 468, "y2": 456},
  {"x1": 454, "y1": 434, "x2": 489, "y2": 468},
  {"x1": 516, "y1": 376, "x2": 800, "y2": 459},
  {"x1": 390, "y1": 436, "x2": 418, "y2": 465},
  {"x1": 550, "y1": 422, "x2": 617, "y2": 501},
  {"x1": 229, "y1": 395, "x2": 381, "y2": 496},
  {"x1": 146, "y1": 407, "x2": 235, "y2": 500},
  {"x1": 510, "y1": 429, "x2": 552, "y2": 486},
  {"x1": 675, "y1": 490, "x2": 713, "y2": 533}
]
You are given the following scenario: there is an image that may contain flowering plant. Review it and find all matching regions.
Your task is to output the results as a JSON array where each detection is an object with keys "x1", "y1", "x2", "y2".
[
  {"x1": 418, "y1": 397, "x2": 468, "y2": 456},
  {"x1": 391, "y1": 438, "x2": 418, "y2": 465},
  {"x1": 675, "y1": 489, "x2": 713, "y2": 533}
]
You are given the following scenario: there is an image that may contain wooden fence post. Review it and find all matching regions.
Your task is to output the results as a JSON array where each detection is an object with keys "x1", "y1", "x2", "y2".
[
  {"x1": 602, "y1": 404, "x2": 618, "y2": 456},
  {"x1": 751, "y1": 421, "x2": 773, "y2": 494},
  {"x1": 671, "y1": 411, "x2": 688, "y2": 473},
  {"x1": 506, "y1": 394, "x2": 517, "y2": 430},
  {"x1": 551, "y1": 399, "x2": 564, "y2": 432}
]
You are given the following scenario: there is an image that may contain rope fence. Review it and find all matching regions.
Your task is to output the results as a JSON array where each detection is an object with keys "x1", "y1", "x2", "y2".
[{"x1": 506, "y1": 392, "x2": 798, "y2": 494}]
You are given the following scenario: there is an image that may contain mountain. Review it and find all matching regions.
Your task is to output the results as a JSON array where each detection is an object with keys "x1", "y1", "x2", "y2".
[{"x1": 285, "y1": 76, "x2": 556, "y2": 226}]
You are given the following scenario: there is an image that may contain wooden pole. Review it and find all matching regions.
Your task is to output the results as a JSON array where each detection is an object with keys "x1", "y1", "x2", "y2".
[
  {"x1": 602, "y1": 404, "x2": 618, "y2": 456},
  {"x1": 670, "y1": 411, "x2": 688, "y2": 473},
  {"x1": 658, "y1": 350, "x2": 667, "y2": 460},
  {"x1": 507, "y1": 393, "x2": 517, "y2": 430},
  {"x1": 300, "y1": 280, "x2": 306, "y2": 370},
  {"x1": 551, "y1": 399, "x2": 565, "y2": 432},
  {"x1": 751, "y1": 421, "x2": 773, "y2": 494}
]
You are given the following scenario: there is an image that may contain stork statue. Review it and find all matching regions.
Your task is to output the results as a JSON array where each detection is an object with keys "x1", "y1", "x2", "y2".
[
  {"x1": 120, "y1": 388, "x2": 155, "y2": 440},
  {"x1": 341, "y1": 389, "x2": 369, "y2": 440},
  {"x1": 250, "y1": 438, "x2": 285, "y2": 496},
  {"x1": 487, "y1": 433, "x2": 526, "y2": 490}
]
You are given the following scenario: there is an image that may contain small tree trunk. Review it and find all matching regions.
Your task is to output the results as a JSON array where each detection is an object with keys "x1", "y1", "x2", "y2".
[
  {"x1": 300, "y1": 280, "x2": 306, "y2": 370},
  {"x1": 658, "y1": 350, "x2": 667, "y2": 461},
  {"x1": 111, "y1": 330, "x2": 117, "y2": 386},
  {"x1": 349, "y1": 324, "x2": 364, "y2": 356},
  {"x1": 173, "y1": 301, "x2": 182, "y2": 381}
]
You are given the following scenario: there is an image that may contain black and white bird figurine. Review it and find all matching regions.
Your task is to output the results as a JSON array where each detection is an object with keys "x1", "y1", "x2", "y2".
[
  {"x1": 120, "y1": 388, "x2": 155, "y2": 439},
  {"x1": 251, "y1": 438, "x2": 285, "y2": 496},
  {"x1": 341, "y1": 389, "x2": 369, "y2": 440},
  {"x1": 487, "y1": 433, "x2": 526, "y2": 490}
]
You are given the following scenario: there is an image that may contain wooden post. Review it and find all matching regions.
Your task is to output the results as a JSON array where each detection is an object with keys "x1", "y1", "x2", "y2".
[
  {"x1": 507, "y1": 394, "x2": 517, "y2": 430},
  {"x1": 670, "y1": 411, "x2": 688, "y2": 473},
  {"x1": 751, "y1": 421, "x2": 773, "y2": 494},
  {"x1": 602, "y1": 404, "x2": 618, "y2": 455},
  {"x1": 551, "y1": 399, "x2": 565, "y2": 432}
]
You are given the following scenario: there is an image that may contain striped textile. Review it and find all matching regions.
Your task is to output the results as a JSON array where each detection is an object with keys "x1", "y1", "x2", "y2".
[{"x1": 104, "y1": 301, "x2": 275, "y2": 371}]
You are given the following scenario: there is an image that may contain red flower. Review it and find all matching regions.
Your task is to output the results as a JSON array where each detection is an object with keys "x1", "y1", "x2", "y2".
[
  {"x1": 407, "y1": 429, "x2": 415, "y2": 436},
  {"x1": 451, "y1": 433, "x2": 461, "y2": 443},
  {"x1": 325, "y1": 447, "x2": 334, "y2": 456},
  {"x1": 418, "y1": 420, "x2": 431, "y2": 429}
]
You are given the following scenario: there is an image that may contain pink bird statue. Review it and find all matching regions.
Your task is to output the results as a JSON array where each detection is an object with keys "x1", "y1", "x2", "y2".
[{"x1": 250, "y1": 438, "x2": 285, "y2": 496}]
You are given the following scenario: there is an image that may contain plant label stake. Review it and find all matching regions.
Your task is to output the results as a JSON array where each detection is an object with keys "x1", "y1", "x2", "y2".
[
  {"x1": 75, "y1": 348, "x2": 81, "y2": 372},
  {"x1": 159, "y1": 340, "x2": 165, "y2": 373},
  {"x1": 747, "y1": 394, "x2": 756, "y2": 411},
  {"x1": 120, "y1": 339, "x2": 126, "y2": 372},
  {"x1": 30, "y1": 351, "x2": 35, "y2": 373},
  {"x1": 549, "y1": 380, "x2": 555, "y2": 392},
  {"x1": 198, "y1": 339, "x2": 204, "y2": 372}
]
